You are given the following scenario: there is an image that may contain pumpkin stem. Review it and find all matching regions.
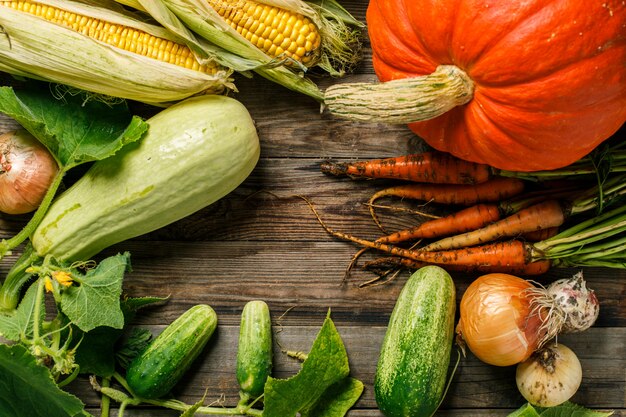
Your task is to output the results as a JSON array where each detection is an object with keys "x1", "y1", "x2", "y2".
[{"x1": 323, "y1": 65, "x2": 474, "y2": 123}]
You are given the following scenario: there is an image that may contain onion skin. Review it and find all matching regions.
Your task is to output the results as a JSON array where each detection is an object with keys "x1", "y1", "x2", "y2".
[
  {"x1": 516, "y1": 343, "x2": 582, "y2": 407},
  {"x1": 456, "y1": 273, "x2": 545, "y2": 367},
  {"x1": 0, "y1": 130, "x2": 58, "y2": 215}
]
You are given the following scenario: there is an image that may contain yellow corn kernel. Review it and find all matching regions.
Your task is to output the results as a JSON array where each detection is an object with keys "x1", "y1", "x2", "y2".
[
  {"x1": 0, "y1": 0, "x2": 219, "y2": 74},
  {"x1": 207, "y1": 0, "x2": 321, "y2": 66}
]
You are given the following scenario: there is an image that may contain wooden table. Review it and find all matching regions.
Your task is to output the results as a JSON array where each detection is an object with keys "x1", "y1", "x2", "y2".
[{"x1": 1, "y1": 1, "x2": 624, "y2": 415}]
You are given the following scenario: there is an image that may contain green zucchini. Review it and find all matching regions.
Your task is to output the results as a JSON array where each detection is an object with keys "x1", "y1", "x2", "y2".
[
  {"x1": 31, "y1": 95, "x2": 260, "y2": 262},
  {"x1": 375, "y1": 265, "x2": 456, "y2": 417},
  {"x1": 236, "y1": 300, "x2": 273, "y2": 400},
  {"x1": 126, "y1": 304, "x2": 218, "y2": 399}
]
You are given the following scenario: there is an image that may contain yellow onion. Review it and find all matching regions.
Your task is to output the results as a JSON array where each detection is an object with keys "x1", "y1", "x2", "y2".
[
  {"x1": 0, "y1": 129, "x2": 58, "y2": 214},
  {"x1": 516, "y1": 343, "x2": 582, "y2": 407},
  {"x1": 456, "y1": 272, "x2": 598, "y2": 367},
  {"x1": 456, "y1": 273, "x2": 545, "y2": 366}
]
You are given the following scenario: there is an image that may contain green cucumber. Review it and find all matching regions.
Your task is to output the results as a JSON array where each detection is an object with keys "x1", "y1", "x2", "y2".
[
  {"x1": 126, "y1": 304, "x2": 218, "y2": 399},
  {"x1": 375, "y1": 265, "x2": 456, "y2": 417},
  {"x1": 31, "y1": 95, "x2": 260, "y2": 262},
  {"x1": 236, "y1": 300, "x2": 273, "y2": 400}
]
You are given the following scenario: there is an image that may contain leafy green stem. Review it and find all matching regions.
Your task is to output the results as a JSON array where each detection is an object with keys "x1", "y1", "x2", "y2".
[
  {"x1": 530, "y1": 203, "x2": 626, "y2": 268},
  {"x1": 141, "y1": 397, "x2": 263, "y2": 416},
  {"x1": 32, "y1": 278, "x2": 45, "y2": 340},
  {"x1": 101, "y1": 377, "x2": 112, "y2": 417},
  {"x1": 0, "y1": 244, "x2": 41, "y2": 312},
  {"x1": 110, "y1": 372, "x2": 263, "y2": 416},
  {"x1": 57, "y1": 365, "x2": 80, "y2": 388},
  {"x1": 0, "y1": 169, "x2": 65, "y2": 259}
]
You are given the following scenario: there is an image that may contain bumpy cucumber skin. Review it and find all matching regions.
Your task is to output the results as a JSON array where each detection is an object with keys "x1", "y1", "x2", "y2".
[
  {"x1": 126, "y1": 304, "x2": 217, "y2": 399},
  {"x1": 31, "y1": 95, "x2": 260, "y2": 261},
  {"x1": 374, "y1": 266, "x2": 456, "y2": 417},
  {"x1": 236, "y1": 300, "x2": 273, "y2": 398}
]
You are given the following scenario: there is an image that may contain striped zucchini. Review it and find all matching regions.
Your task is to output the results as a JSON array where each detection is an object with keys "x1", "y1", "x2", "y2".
[
  {"x1": 375, "y1": 266, "x2": 456, "y2": 417},
  {"x1": 236, "y1": 300, "x2": 273, "y2": 400},
  {"x1": 31, "y1": 95, "x2": 260, "y2": 262},
  {"x1": 126, "y1": 304, "x2": 218, "y2": 399}
]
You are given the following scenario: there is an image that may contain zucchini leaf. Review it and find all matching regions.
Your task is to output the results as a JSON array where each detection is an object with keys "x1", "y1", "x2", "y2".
[
  {"x1": 0, "y1": 83, "x2": 147, "y2": 169},
  {"x1": 59, "y1": 252, "x2": 131, "y2": 332},
  {"x1": 0, "y1": 280, "x2": 44, "y2": 341},
  {"x1": 263, "y1": 312, "x2": 363, "y2": 417},
  {"x1": 114, "y1": 327, "x2": 153, "y2": 370},
  {"x1": 74, "y1": 294, "x2": 166, "y2": 376},
  {"x1": 508, "y1": 402, "x2": 614, "y2": 417},
  {"x1": 0, "y1": 344, "x2": 89, "y2": 417}
]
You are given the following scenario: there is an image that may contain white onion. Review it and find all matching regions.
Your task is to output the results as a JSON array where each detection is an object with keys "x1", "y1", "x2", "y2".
[
  {"x1": 516, "y1": 343, "x2": 582, "y2": 407},
  {"x1": 0, "y1": 129, "x2": 58, "y2": 214}
]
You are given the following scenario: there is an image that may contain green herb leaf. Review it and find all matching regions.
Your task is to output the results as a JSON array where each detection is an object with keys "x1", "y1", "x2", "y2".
[
  {"x1": 122, "y1": 295, "x2": 169, "y2": 322},
  {"x1": 508, "y1": 403, "x2": 542, "y2": 417},
  {"x1": 60, "y1": 252, "x2": 130, "y2": 332},
  {"x1": 115, "y1": 327, "x2": 153, "y2": 370},
  {"x1": 302, "y1": 377, "x2": 364, "y2": 417},
  {"x1": 537, "y1": 402, "x2": 614, "y2": 417},
  {"x1": 0, "y1": 84, "x2": 147, "y2": 169},
  {"x1": 508, "y1": 403, "x2": 614, "y2": 417},
  {"x1": 263, "y1": 312, "x2": 362, "y2": 417},
  {"x1": 0, "y1": 281, "x2": 44, "y2": 341},
  {"x1": 180, "y1": 392, "x2": 208, "y2": 417},
  {"x1": 0, "y1": 344, "x2": 87, "y2": 417}
]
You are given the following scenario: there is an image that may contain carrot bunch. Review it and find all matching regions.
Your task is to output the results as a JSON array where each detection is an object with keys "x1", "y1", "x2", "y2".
[{"x1": 315, "y1": 150, "x2": 626, "y2": 278}]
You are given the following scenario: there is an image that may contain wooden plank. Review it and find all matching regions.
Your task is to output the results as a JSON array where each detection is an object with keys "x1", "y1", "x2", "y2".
[
  {"x1": 85, "y1": 409, "x2": 624, "y2": 417},
  {"x1": 36, "y1": 240, "x2": 623, "y2": 328},
  {"x1": 1, "y1": 0, "x2": 625, "y2": 412},
  {"x1": 2, "y1": 240, "x2": 622, "y2": 328},
  {"x1": 67, "y1": 326, "x2": 625, "y2": 412}
]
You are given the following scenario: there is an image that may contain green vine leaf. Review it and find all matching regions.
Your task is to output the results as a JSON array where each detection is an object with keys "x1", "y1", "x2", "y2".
[
  {"x1": 508, "y1": 402, "x2": 614, "y2": 417},
  {"x1": 75, "y1": 295, "x2": 165, "y2": 377},
  {"x1": 263, "y1": 312, "x2": 363, "y2": 417},
  {"x1": 59, "y1": 252, "x2": 131, "y2": 332},
  {"x1": 0, "y1": 281, "x2": 44, "y2": 341},
  {"x1": 0, "y1": 344, "x2": 89, "y2": 417},
  {"x1": 302, "y1": 377, "x2": 364, "y2": 417},
  {"x1": 0, "y1": 83, "x2": 147, "y2": 169}
]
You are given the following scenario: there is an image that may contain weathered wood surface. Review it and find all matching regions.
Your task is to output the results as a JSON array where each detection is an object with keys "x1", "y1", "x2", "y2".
[{"x1": 0, "y1": 0, "x2": 625, "y2": 415}]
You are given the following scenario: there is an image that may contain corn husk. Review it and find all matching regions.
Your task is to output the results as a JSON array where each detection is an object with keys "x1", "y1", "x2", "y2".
[
  {"x1": 0, "y1": 0, "x2": 235, "y2": 106},
  {"x1": 114, "y1": 0, "x2": 363, "y2": 101}
]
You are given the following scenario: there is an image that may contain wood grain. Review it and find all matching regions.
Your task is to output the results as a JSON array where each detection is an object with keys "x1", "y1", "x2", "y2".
[
  {"x1": 0, "y1": 0, "x2": 624, "y2": 415},
  {"x1": 69, "y1": 326, "x2": 624, "y2": 414}
]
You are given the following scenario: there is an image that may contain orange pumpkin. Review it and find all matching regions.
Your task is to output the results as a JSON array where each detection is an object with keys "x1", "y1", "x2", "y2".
[{"x1": 325, "y1": 0, "x2": 626, "y2": 171}]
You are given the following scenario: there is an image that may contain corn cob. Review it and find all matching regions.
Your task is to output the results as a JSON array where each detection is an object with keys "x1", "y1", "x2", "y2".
[
  {"x1": 208, "y1": 0, "x2": 322, "y2": 66},
  {"x1": 4, "y1": 0, "x2": 218, "y2": 74},
  {"x1": 0, "y1": 0, "x2": 233, "y2": 105},
  {"x1": 114, "y1": 0, "x2": 363, "y2": 101}
]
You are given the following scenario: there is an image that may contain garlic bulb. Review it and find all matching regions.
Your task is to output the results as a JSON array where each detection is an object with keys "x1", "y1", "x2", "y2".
[
  {"x1": 516, "y1": 343, "x2": 582, "y2": 407},
  {"x1": 547, "y1": 271, "x2": 599, "y2": 333}
]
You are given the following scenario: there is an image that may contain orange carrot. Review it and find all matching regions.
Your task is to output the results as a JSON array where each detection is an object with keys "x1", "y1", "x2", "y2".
[
  {"x1": 363, "y1": 256, "x2": 551, "y2": 276},
  {"x1": 301, "y1": 195, "x2": 544, "y2": 272},
  {"x1": 375, "y1": 186, "x2": 577, "y2": 244},
  {"x1": 320, "y1": 151, "x2": 492, "y2": 184},
  {"x1": 368, "y1": 177, "x2": 525, "y2": 231},
  {"x1": 376, "y1": 203, "x2": 502, "y2": 244},
  {"x1": 422, "y1": 200, "x2": 566, "y2": 251},
  {"x1": 522, "y1": 227, "x2": 559, "y2": 242},
  {"x1": 369, "y1": 177, "x2": 525, "y2": 207}
]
